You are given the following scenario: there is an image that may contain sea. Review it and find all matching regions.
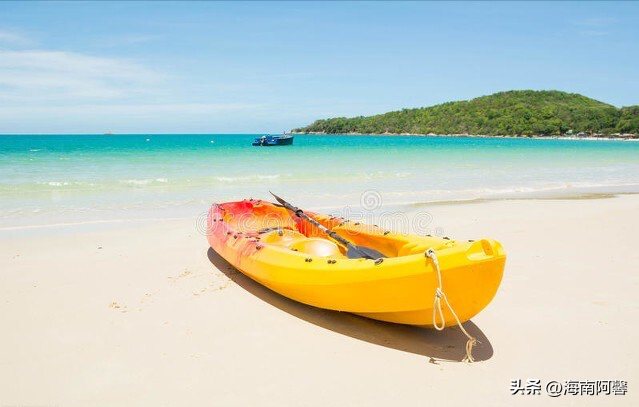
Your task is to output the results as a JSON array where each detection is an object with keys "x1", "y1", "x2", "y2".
[{"x1": 2, "y1": 134, "x2": 639, "y2": 230}]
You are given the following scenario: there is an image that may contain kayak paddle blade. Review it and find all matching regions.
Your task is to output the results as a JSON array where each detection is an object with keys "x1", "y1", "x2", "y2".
[
  {"x1": 269, "y1": 191, "x2": 288, "y2": 207},
  {"x1": 346, "y1": 245, "x2": 386, "y2": 260}
]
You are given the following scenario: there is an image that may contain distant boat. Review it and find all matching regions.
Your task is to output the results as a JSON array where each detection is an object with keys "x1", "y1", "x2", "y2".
[
  {"x1": 104, "y1": 131, "x2": 114, "y2": 135},
  {"x1": 252, "y1": 134, "x2": 294, "y2": 146}
]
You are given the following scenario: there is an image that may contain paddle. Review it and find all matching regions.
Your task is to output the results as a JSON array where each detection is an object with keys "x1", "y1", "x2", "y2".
[{"x1": 269, "y1": 192, "x2": 386, "y2": 260}]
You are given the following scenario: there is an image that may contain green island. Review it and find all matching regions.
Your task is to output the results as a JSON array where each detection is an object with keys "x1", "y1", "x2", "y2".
[{"x1": 293, "y1": 90, "x2": 639, "y2": 138}]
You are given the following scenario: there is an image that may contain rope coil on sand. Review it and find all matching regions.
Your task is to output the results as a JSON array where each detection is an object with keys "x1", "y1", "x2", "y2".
[{"x1": 425, "y1": 248, "x2": 478, "y2": 363}]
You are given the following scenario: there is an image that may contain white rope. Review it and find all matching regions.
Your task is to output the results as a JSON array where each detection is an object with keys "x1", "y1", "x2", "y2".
[{"x1": 425, "y1": 248, "x2": 478, "y2": 363}]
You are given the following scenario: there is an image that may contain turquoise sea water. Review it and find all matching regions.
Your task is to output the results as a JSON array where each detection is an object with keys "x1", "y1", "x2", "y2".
[{"x1": 2, "y1": 134, "x2": 639, "y2": 228}]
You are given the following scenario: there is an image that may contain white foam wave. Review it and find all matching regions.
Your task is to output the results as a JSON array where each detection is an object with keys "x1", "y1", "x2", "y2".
[
  {"x1": 36, "y1": 181, "x2": 96, "y2": 188},
  {"x1": 120, "y1": 178, "x2": 169, "y2": 185},
  {"x1": 214, "y1": 174, "x2": 281, "y2": 182}
]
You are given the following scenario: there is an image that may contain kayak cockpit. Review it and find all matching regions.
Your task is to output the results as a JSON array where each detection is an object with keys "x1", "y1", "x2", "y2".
[
  {"x1": 214, "y1": 199, "x2": 450, "y2": 259},
  {"x1": 261, "y1": 228, "x2": 345, "y2": 258}
]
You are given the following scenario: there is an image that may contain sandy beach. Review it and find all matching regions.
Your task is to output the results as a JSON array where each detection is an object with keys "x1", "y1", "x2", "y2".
[{"x1": 1, "y1": 195, "x2": 637, "y2": 406}]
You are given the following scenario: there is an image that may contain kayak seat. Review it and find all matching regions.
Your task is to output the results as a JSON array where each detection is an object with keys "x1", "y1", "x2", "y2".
[
  {"x1": 262, "y1": 229, "x2": 343, "y2": 257},
  {"x1": 290, "y1": 238, "x2": 341, "y2": 257},
  {"x1": 262, "y1": 229, "x2": 307, "y2": 248}
]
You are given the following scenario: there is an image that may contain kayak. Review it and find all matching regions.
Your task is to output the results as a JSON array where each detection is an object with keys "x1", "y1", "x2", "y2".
[{"x1": 207, "y1": 199, "x2": 505, "y2": 327}]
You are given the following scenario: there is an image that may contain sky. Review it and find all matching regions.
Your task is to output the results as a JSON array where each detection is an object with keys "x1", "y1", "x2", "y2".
[{"x1": 0, "y1": 1, "x2": 638, "y2": 134}]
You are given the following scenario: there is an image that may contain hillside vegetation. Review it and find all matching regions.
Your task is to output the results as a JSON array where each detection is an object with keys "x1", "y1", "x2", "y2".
[{"x1": 294, "y1": 91, "x2": 639, "y2": 136}]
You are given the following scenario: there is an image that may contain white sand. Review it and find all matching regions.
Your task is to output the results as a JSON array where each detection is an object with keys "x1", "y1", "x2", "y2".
[{"x1": 1, "y1": 196, "x2": 638, "y2": 406}]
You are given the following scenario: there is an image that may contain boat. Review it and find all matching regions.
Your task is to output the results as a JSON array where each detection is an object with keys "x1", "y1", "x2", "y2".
[
  {"x1": 252, "y1": 134, "x2": 294, "y2": 146},
  {"x1": 207, "y1": 198, "x2": 506, "y2": 328}
]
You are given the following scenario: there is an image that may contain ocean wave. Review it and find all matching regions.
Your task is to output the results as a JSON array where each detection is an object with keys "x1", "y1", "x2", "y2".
[
  {"x1": 36, "y1": 181, "x2": 97, "y2": 188},
  {"x1": 296, "y1": 182, "x2": 639, "y2": 211},
  {"x1": 214, "y1": 174, "x2": 281, "y2": 182},
  {"x1": 400, "y1": 183, "x2": 639, "y2": 207},
  {"x1": 120, "y1": 178, "x2": 169, "y2": 185}
]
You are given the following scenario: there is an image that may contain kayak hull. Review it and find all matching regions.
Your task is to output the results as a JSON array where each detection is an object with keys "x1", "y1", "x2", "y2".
[{"x1": 207, "y1": 199, "x2": 505, "y2": 327}]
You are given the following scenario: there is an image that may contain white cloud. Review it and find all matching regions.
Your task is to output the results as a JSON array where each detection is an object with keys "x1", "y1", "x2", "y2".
[
  {"x1": 0, "y1": 28, "x2": 31, "y2": 45},
  {"x1": 0, "y1": 45, "x2": 274, "y2": 132},
  {"x1": 0, "y1": 102, "x2": 262, "y2": 117},
  {"x1": 571, "y1": 17, "x2": 616, "y2": 37},
  {"x1": 572, "y1": 17, "x2": 616, "y2": 27},
  {"x1": 0, "y1": 49, "x2": 164, "y2": 102},
  {"x1": 577, "y1": 30, "x2": 609, "y2": 37},
  {"x1": 94, "y1": 34, "x2": 164, "y2": 48},
  {"x1": 0, "y1": 102, "x2": 270, "y2": 133}
]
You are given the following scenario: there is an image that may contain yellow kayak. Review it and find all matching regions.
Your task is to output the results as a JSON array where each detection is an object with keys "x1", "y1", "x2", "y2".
[{"x1": 207, "y1": 199, "x2": 505, "y2": 327}]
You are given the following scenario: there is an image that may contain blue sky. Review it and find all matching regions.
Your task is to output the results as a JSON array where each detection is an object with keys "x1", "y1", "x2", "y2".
[{"x1": 0, "y1": 1, "x2": 638, "y2": 133}]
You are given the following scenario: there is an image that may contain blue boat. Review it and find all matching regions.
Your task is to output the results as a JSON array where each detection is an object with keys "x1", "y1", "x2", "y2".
[{"x1": 252, "y1": 134, "x2": 294, "y2": 146}]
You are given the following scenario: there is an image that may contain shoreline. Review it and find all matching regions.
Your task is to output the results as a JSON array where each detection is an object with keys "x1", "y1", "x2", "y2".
[
  {"x1": 291, "y1": 131, "x2": 639, "y2": 141},
  {"x1": 2, "y1": 132, "x2": 637, "y2": 141},
  {"x1": 3, "y1": 190, "x2": 639, "y2": 234}
]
